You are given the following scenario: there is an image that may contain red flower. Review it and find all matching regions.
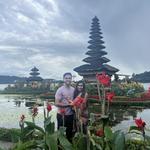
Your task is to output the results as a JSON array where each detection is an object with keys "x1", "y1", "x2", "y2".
[
  {"x1": 96, "y1": 129, "x2": 104, "y2": 137},
  {"x1": 20, "y1": 114, "x2": 25, "y2": 122},
  {"x1": 60, "y1": 108, "x2": 66, "y2": 115},
  {"x1": 135, "y1": 118, "x2": 146, "y2": 129},
  {"x1": 32, "y1": 106, "x2": 38, "y2": 117},
  {"x1": 47, "y1": 103, "x2": 52, "y2": 112},
  {"x1": 106, "y1": 92, "x2": 115, "y2": 102},
  {"x1": 73, "y1": 96, "x2": 85, "y2": 107},
  {"x1": 96, "y1": 72, "x2": 111, "y2": 86}
]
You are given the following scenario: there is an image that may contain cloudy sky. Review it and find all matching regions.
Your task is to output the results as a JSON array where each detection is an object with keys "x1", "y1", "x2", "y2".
[{"x1": 0, "y1": 0, "x2": 150, "y2": 80}]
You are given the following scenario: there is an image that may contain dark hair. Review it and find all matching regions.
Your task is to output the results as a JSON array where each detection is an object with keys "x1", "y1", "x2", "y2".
[
  {"x1": 73, "y1": 80, "x2": 86, "y2": 99},
  {"x1": 63, "y1": 72, "x2": 72, "y2": 78}
]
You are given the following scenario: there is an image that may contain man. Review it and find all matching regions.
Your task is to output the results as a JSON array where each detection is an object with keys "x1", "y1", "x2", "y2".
[{"x1": 55, "y1": 72, "x2": 75, "y2": 142}]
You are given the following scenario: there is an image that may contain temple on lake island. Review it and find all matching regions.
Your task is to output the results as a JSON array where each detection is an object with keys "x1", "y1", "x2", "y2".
[
  {"x1": 3, "y1": 67, "x2": 62, "y2": 94},
  {"x1": 74, "y1": 16, "x2": 119, "y2": 82},
  {"x1": 27, "y1": 67, "x2": 43, "y2": 88}
]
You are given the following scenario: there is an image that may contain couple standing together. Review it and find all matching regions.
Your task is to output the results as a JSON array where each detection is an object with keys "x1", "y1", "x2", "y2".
[{"x1": 55, "y1": 72, "x2": 88, "y2": 142}]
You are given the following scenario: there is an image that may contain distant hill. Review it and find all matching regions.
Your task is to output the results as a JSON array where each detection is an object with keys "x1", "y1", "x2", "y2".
[
  {"x1": 0, "y1": 75, "x2": 26, "y2": 84},
  {"x1": 132, "y1": 71, "x2": 150, "y2": 83}
]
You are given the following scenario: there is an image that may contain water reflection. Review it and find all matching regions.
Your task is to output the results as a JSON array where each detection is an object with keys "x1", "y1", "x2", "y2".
[
  {"x1": 0, "y1": 94, "x2": 150, "y2": 131},
  {"x1": 109, "y1": 106, "x2": 140, "y2": 126},
  {"x1": 0, "y1": 94, "x2": 49, "y2": 128},
  {"x1": 89, "y1": 104, "x2": 150, "y2": 132},
  {"x1": 14, "y1": 100, "x2": 21, "y2": 107},
  {"x1": 12, "y1": 95, "x2": 44, "y2": 108}
]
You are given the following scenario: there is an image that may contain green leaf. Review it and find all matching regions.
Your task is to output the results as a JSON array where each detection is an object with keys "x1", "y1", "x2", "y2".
[
  {"x1": 126, "y1": 132, "x2": 144, "y2": 141},
  {"x1": 105, "y1": 144, "x2": 111, "y2": 150},
  {"x1": 59, "y1": 127, "x2": 66, "y2": 135},
  {"x1": 44, "y1": 117, "x2": 55, "y2": 134},
  {"x1": 89, "y1": 113, "x2": 96, "y2": 125},
  {"x1": 10, "y1": 130, "x2": 21, "y2": 143},
  {"x1": 46, "y1": 133, "x2": 58, "y2": 150},
  {"x1": 73, "y1": 132, "x2": 87, "y2": 150},
  {"x1": 129, "y1": 126, "x2": 141, "y2": 132},
  {"x1": 95, "y1": 143, "x2": 103, "y2": 150},
  {"x1": 58, "y1": 128, "x2": 73, "y2": 150},
  {"x1": 20, "y1": 126, "x2": 34, "y2": 142},
  {"x1": 58, "y1": 134, "x2": 73, "y2": 150},
  {"x1": 91, "y1": 135, "x2": 104, "y2": 147},
  {"x1": 44, "y1": 116, "x2": 52, "y2": 126},
  {"x1": 104, "y1": 127, "x2": 113, "y2": 141},
  {"x1": 12, "y1": 140, "x2": 37, "y2": 150},
  {"x1": 113, "y1": 131, "x2": 125, "y2": 150},
  {"x1": 25, "y1": 121, "x2": 45, "y2": 134}
]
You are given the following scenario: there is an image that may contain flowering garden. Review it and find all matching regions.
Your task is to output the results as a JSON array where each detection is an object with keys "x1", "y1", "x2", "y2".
[{"x1": 1, "y1": 72, "x2": 150, "y2": 150}]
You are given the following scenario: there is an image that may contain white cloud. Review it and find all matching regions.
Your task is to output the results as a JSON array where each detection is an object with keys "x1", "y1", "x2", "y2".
[{"x1": 0, "y1": 0, "x2": 150, "y2": 79}]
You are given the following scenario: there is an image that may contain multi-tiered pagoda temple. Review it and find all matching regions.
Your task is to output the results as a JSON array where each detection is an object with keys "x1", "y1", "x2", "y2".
[
  {"x1": 28, "y1": 67, "x2": 43, "y2": 82},
  {"x1": 74, "y1": 16, "x2": 119, "y2": 82},
  {"x1": 27, "y1": 67, "x2": 43, "y2": 88}
]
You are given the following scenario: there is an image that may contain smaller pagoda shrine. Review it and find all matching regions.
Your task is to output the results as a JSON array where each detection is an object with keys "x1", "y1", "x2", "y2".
[
  {"x1": 74, "y1": 16, "x2": 119, "y2": 82},
  {"x1": 27, "y1": 67, "x2": 43, "y2": 88}
]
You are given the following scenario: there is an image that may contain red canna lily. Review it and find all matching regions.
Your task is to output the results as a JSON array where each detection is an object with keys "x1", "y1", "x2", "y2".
[
  {"x1": 135, "y1": 118, "x2": 146, "y2": 129},
  {"x1": 32, "y1": 106, "x2": 38, "y2": 117},
  {"x1": 106, "y1": 92, "x2": 115, "y2": 102},
  {"x1": 95, "y1": 129, "x2": 104, "y2": 137},
  {"x1": 96, "y1": 72, "x2": 111, "y2": 86},
  {"x1": 47, "y1": 103, "x2": 52, "y2": 112},
  {"x1": 73, "y1": 96, "x2": 85, "y2": 107},
  {"x1": 60, "y1": 108, "x2": 66, "y2": 115},
  {"x1": 20, "y1": 114, "x2": 25, "y2": 122}
]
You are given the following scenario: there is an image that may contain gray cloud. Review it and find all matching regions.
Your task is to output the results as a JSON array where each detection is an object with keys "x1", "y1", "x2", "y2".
[{"x1": 0, "y1": 0, "x2": 150, "y2": 79}]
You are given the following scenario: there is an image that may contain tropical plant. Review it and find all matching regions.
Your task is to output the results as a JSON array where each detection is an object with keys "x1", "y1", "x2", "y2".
[
  {"x1": 12, "y1": 103, "x2": 73, "y2": 150},
  {"x1": 9, "y1": 72, "x2": 150, "y2": 150}
]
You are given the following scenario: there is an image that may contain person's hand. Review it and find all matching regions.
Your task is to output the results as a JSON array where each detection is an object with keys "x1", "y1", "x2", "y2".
[{"x1": 68, "y1": 100, "x2": 74, "y2": 106}]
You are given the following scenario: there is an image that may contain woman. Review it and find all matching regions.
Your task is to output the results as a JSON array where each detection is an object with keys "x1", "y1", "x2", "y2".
[{"x1": 73, "y1": 80, "x2": 88, "y2": 134}]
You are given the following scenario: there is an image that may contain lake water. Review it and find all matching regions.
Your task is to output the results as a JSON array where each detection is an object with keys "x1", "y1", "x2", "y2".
[
  {"x1": 0, "y1": 94, "x2": 149, "y2": 134},
  {"x1": 0, "y1": 94, "x2": 57, "y2": 129},
  {"x1": 0, "y1": 84, "x2": 150, "y2": 134}
]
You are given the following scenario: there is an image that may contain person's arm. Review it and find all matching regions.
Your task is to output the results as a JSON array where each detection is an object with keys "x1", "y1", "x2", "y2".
[
  {"x1": 84, "y1": 92, "x2": 88, "y2": 102},
  {"x1": 81, "y1": 92, "x2": 88, "y2": 109}
]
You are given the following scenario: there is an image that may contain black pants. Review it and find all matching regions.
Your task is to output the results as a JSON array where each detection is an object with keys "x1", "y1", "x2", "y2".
[{"x1": 57, "y1": 113, "x2": 74, "y2": 142}]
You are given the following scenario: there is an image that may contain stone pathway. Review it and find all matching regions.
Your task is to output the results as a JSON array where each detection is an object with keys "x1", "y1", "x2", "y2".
[{"x1": 0, "y1": 141, "x2": 14, "y2": 150}]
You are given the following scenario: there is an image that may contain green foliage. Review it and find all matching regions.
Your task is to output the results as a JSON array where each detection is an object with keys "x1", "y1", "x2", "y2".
[
  {"x1": 12, "y1": 140, "x2": 38, "y2": 150},
  {"x1": 112, "y1": 130, "x2": 125, "y2": 150},
  {"x1": 46, "y1": 133, "x2": 58, "y2": 150},
  {"x1": 111, "y1": 84, "x2": 125, "y2": 96},
  {"x1": 125, "y1": 125, "x2": 150, "y2": 150},
  {"x1": 104, "y1": 127, "x2": 113, "y2": 141},
  {"x1": 125, "y1": 140, "x2": 146, "y2": 150},
  {"x1": 2, "y1": 86, "x2": 50, "y2": 94},
  {"x1": 86, "y1": 84, "x2": 98, "y2": 95},
  {"x1": 0, "y1": 128, "x2": 20, "y2": 142},
  {"x1": 12, "y1": 113, "x2": 73, "y2": 150},
  {"x1": 44, "y1": 116, "x2": 55, "y2": 134},
  {"x1": 3, "y1": 79, "x2": 149, "y2": 150},
  {"x1": 111, "y1": 82, "x2": 144, "y2": 97},
  {"x1": 73, "y1": 132, "x2": 87, "y2": 150},
  {"x1": 88, "y1": 121, "x2": 125, "y2": 150},
  {"x1": 58, "y1": 128, "x2": 73, "y2": 150}
]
